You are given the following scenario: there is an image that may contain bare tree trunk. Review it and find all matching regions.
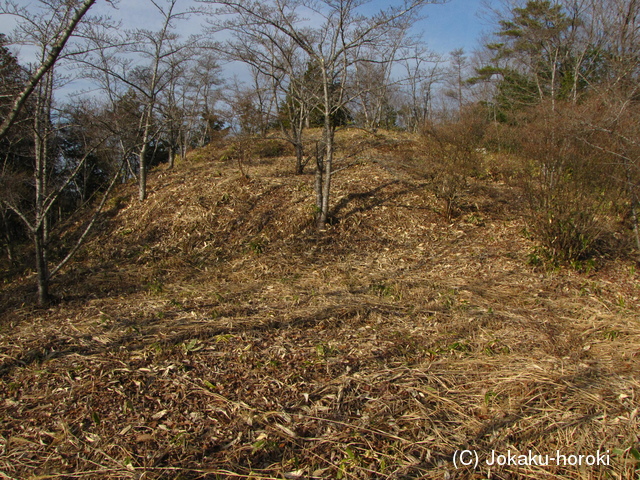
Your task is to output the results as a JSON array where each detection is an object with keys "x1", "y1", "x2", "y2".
[
  {"x1": 136, "y1": 0, "x2": 181, "y2": 201},
  {"x1": 314, "y1": 139, "x2": 325, "y2": 226},
  {"x1": 139, "y1": 140, "x2": 148, "y2": 201},
  {"x1": 315, "y1": 157, "x2": 323, "y2": 225},
  {"x1": 1, "y1": 209, "x2": 15, "y2": 263},
  {"x1": 294, "y1": 142, "x2": 304, "y2": 174},
  {"x1": 168, "y1": 144, "x2": 175, "y2": 169},
  {"x1": 550, "y1": 48, "x2": 559, "y2": 112},
  {"x1": 317, "y1": 96, "x2": 335, "y2": 227},
  {"x1": 33, "y1": 72, "x2": 53, "y2": 305},
  {"x1": 34, "y1": 226, "x2": 49, "y2": 305},
  {"x1": 316, "y1": 67, "x2": 335, "y2": 229},
  {"x1": 319, "y1": 128, "x2": 334, "y2": 227}
]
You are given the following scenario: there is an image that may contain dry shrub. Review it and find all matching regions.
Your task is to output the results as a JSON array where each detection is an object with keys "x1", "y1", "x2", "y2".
[
  {"x1": 421, "y1": 108, "x2": 486, "y2": 219},
  {"x1": 518, "y1": 103, "x2": 619, "y2": 264},
  {"x1": 482, "y1": 115, "x2": 522, "y2": 154},
  {"x1": 220, "y1": 136, "x2": 256, "y2": 177},
  {"x1": 527, "y1": 178, "x2": 611, "y2": 265},
  {"x1": 576, "y1": 92, "x2": 640, "y2": 255}
]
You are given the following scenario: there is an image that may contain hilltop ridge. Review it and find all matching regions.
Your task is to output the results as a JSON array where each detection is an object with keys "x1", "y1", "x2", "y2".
[{"x1": 1, "y1": 130, "x2": 639, "y2": 479}]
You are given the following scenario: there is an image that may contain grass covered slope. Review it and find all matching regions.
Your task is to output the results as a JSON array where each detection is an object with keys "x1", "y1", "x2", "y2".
[{"x1": 1, "y1": 130, "x2": 639, "y2": 479}]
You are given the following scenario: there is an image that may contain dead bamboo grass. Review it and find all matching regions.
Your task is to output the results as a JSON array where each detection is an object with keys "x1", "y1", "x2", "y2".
[{"x1": 1, "y1": 130, "x2": 639, "y2": 479}]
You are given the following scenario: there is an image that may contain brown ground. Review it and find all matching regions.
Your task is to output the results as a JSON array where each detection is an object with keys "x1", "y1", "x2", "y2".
[{"x1": 1, "y1": 130, "x2": 639, "y2": 479}]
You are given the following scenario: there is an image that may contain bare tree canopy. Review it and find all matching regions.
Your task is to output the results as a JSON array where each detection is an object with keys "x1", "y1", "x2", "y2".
[
  {"x1": 0, "y1": 0, "x2": 97, "y2": 140},
  {"x1": 200, "y1": 0, "x2": 448, "y2": 227}
]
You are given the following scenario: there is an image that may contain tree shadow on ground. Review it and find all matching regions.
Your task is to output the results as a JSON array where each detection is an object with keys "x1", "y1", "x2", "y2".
[
  {"x1": 330, "y1": 180, "x2": 430, "y2": 221},
  {"x1": 0, "y1": 293, "x2": 405, "y2": 379}
]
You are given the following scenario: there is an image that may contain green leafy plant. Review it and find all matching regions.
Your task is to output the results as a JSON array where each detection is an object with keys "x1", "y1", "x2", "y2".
[
  {"x1": 484, "y1": 390, "x2": 498, "y2": 407},
  {"x1": 315, "y1": 343, "x2": 338, "y2": 359},
  {"x1": 369, "y1": 282, "x2": 397, "y2": 299},
  {"x1": 336, "y1": 446, "x2": 359, "y2": 479},
  {"x1": 182, "y1": 339, "x2": 203, "y2": 354},
  {"x1": 447, "y1": 341, "x2": 471, "y2": 353},
  {"x1": 612, "y1": 446, "x2": 640, "y2": 478},
  {"x1": 617, "y1": 295, "x2": 627, "y2": 308},
  {"x1": 146, "y1": 278, "x2": 164, "y2": 294},
  {"x1": 484, "y1": 339, "x2": 510, "y2": 355},
  {"x1": 527, "y1": 247, "x2": 545, "y2": 267},
  {"x1": 247, "y1": 238, "x2": 265, "y2": 255},
  {"x1": 603, "y1": 330, "x2": 619, "y2": 341}
]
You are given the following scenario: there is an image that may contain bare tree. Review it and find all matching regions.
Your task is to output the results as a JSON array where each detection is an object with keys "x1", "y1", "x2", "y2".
[
  {"x1": 0, "y1": 0, "x2": 97, "y2": 140},
  {"x1": 213, "y1": 17, "x2": 314, "y2": 173},
  {"x1": 230, "y1": 66, "x2": 279, "y2": 136},
  {"x1": 130, "y1": 0, "x2": 193, "y2": 201},
  {"x1": 0, "y1": 0, "x2": 124, "y2": 304},
  {"x1": 156, "y1": 47, "x2": 222, "y2": 168},
  {"x1": 351, "y1": 27, "x2": 408, "y2": 131},
  {"x1": 79, "y1": 0, "x2": 195, "y2": 201},
  {"x1": 444, "y1": 48, "x2": 470, "y2": 120},
  {"x1": 189, "y1": 53, "x2": 225, "y2": 148},
  {"x1": 397, "y1": 47, "x2": 443, "y2": 131},
  {"x1": 202, "y1": 0, "x2": 445, "y2": 228}
]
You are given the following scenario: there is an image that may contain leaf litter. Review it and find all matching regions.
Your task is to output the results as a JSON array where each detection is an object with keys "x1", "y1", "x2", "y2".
[{"x1": 1, "y1": 130, "x2": 639, "y2": 479}]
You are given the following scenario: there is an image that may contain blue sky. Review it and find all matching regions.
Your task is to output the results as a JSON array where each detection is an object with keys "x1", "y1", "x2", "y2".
[
  {"x1": 1, "y1": 0, "x2": 491, "y2": 55},
  {"x1": 0, "y1": 0, "x2": 494, "y2": 99},
  {"x1": 95, "y1": 0, "x2": 491, "y2": 55},
  {"x1": 419, "y1": 0, "x2": 489, "y2": 54}
]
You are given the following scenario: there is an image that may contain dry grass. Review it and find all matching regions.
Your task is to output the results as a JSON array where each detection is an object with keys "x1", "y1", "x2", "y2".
[{"x1": 1, "y1": 129, "x2": 639, "y2": 479}]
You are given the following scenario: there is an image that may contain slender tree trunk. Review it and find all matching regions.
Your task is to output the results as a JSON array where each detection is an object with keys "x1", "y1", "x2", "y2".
[
  {"x1": 1, "y1": 209, "x2": 15, "y2": 263},
  {"x1": 33, "y1": 73, "x2": 52, "y2": 305},
  {"x1": 314, "y1": 140, "x2": 324, "y2": 227},
  {"x1": 42, "y1": 72, "x2": 54, "y2": 245},
  {"x1": 317, "y1": 109, "x2": 334, "y2": 227},
  {"x1": 168, "y1": 144, "x2": 175, "y2": 169},
  {"x1": 3, "y1": 234, "x2": 14, "y2": 263},
  {"x1": 319, "y1": 126, "x2": 334, "y2": 226},
  {"x1": 139, "y1": 141, "x2": 148, "y2": 201},
  {"x1": 571, "y1": 48, "x2": 587, "y2": 104},
  {"x1": 34, "y1": 225, "x2": 49, "y2": 306},
  {"x1": 294, "y1": 142, "x2": 304, "y2": 174},
  {"x1": 138, "y1": 101, "x2": 160, "y2": 200},
  {"x1": 295, "y1": 111, "x2": 307, "y2": 174},
  {"x1": 136, "y1": 0, "x2": 177, "y2": 200},
  {"x1": 550, "y1": 48, "x2": 559, "y2": 112},
  {"x1": 315, "y1": 59, "x2": 338, "y2": 229},
  {"x1": 457, "y1": 66, "x2": 463, "y2": 120}
]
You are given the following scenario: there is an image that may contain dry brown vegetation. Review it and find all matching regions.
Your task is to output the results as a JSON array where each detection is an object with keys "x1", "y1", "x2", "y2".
[{"x1": 1, "y1": 129, "x2": 639, "y2": 479}]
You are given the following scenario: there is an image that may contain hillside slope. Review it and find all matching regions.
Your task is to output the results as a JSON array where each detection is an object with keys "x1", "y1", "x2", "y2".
[{"x1": 1, "y1": 131, "x2": 639, "y2": 479}]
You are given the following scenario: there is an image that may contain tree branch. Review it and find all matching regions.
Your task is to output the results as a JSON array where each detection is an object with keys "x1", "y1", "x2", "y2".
[{"x1": 0, "y1": 0, "x2": 97, "y2": 140}]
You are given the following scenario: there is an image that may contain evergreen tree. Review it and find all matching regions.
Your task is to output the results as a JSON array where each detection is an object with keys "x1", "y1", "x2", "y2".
[{"x1": 472, "y1": 1, "x2": 574, "y2": 120}]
